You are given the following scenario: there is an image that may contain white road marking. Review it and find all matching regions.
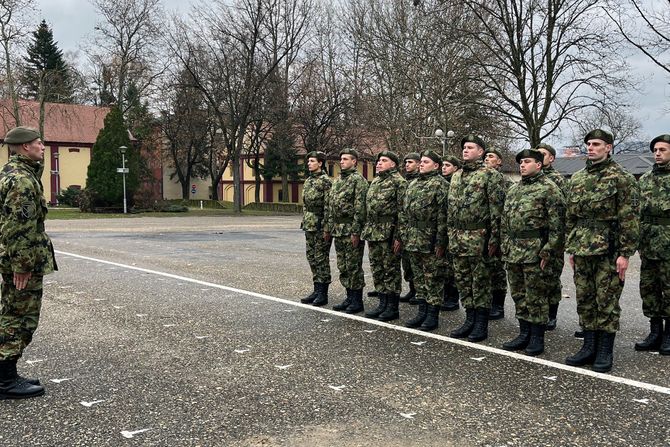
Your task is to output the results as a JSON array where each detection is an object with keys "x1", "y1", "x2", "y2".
[
  {"x1": 25, "y1": 359, "x2": 45, "y2": 365},
  {"x1": 55, "y1": 250, "x2": 670, "y2": 396},
  {"x1": 400, "y1": 412, "x2": 416, "y2": 419},
  {"x1": 633, "y1": 398, "x2": 649, "y2": 404},
  {"x1": 275, "y1": 364, "x2": 293, "y2": 370},
  {"x1": 50, "y1": 378, "x2": 73, "y2": 384},
  {"x1": 80, "y1": 399, "x2": 105, "y2": 407},
  {"x1": 234, "y1": 349, "x2": 250, "y2": 354},
  {"x1": 121, "y1": 428, "x2": 151, "y2": 439},
  {"x1": 410, "y1": 341, "x2": 426, "y2": 346},
  {"x1": 543, "y1": 376, "x2": 558, "y2": 381},
  {"x1": 363, "y1": 329, "x2": 377, "y2": 333},
  {"x1": 328, "y1": 385, "x2": 345, "y2": 391},
  {"x1": 163, "y1": 324, "x2": 176, "y2": 327},
  {"x1": 195, "y1": 335, "x2": 210, "y2": 340},
  {"x1": 470, "y1": 357, "x2": 486, "y2": 362}
]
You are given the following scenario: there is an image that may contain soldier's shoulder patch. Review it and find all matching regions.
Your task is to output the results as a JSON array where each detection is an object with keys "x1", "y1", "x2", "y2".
[
  {"x1": 21, "y1": 201, "x2": 36, "y2": 219},
  {"x1": 631, "y1": 190, "x2": 640, "y2": 208}
]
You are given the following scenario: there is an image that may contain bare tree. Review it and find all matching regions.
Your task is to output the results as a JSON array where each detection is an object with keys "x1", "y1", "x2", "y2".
[{"x1": 569, "y1": 105, "x2": 644, "y2": 153}]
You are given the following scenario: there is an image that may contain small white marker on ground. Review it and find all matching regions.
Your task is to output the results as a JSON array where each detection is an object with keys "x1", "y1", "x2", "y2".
[
  {"x1": 275, "y1": 365, "x2": 293, "y2": 370},
  {"x1": 234, "y1": 349, "x2": 250, "y2": 354},
  {"x1": 328, "y1": 385, "x2": 345, "y2": 391},
  {"x1": 400, "y1": 412, "x2": 416, "y2": 419},
  {"x1": 410, "y1": 341, "x2": 426, "y2": 346},
  {"x1": 470, "y1": 356, "x2": 486, "y2": 362},
  {"x1": 50, "y1": 378, "x2": 72, "y2": 384},
  {"x1": 25, "y1": 359, "x2": 45, "y2": 365},
  {"x1": 80, "y1": 399, "x2": 105, "y2": 407},
  {"x1": 121, "y1": 428, "x2": 151, "y2": 439},
  {"x1": 195, "y1": 335, "x2": 210, "y2": 340},
  {"x1": 633, "y1": 398, "x2": 650, "y2": 404}
]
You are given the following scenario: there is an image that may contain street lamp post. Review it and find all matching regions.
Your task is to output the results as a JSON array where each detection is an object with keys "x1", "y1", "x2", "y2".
[
  {"x1": 434, "y1": 129, "x2": 455, "y2": 156},
  {"x1": 118, "y1": 146, "x2": 128, "y2": 214}
]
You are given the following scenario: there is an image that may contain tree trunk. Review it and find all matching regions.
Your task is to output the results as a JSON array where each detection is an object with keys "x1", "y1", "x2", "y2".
[
  {"x1": 232, "y1": 141, "x2": 242, "y2": 213},
  {"x1": 281, "y1": 174, "x2": 289, "y2": 203},
  {"x1": 3, "y1": 43, "x2": 20, "y2": 126}
]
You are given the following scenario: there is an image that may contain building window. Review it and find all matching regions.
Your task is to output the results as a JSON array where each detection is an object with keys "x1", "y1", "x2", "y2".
[{"x1": 69, "y1": 148, "x2": 80, "y2": 153}]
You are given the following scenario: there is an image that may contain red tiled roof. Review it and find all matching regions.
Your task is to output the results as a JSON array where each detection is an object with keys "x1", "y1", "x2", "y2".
[{"x1": 0, "y1": 100, "x2": 110, "y2": 145}]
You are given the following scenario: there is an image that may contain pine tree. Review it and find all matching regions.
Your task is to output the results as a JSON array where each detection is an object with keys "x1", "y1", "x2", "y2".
[
  {"x1": 85, "y1": 106, "x2": 139, "y2": 209},
  {"x1": 23, "y1": 20, "x2": 73, "y2": 103}
]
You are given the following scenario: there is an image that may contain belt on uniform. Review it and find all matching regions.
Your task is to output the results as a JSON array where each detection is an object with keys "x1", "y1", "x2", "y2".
[
  {"x1": 367, "y1": 215, "x2": 395, "y2": 224},
  {"x1": 576, "y1": 218, "x2": 614, "y2": 228},
  {"x1": 509, "y1": 229, "x2": 545, "y2": 239},
  {"x1": 642, "y1": 215, "x2": 670, "y2": 225},
  {"x1": 333, "y1": 216, "x2": 353, "y2": 224},
  {"x1": 454, "y1": 222, "x2": 487, "y2": 230}
]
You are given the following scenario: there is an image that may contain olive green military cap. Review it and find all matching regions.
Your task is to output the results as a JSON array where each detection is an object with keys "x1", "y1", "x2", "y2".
[
  {"x1": 404, "y1": 152, "x2": 421, "y2": 162},
  {"x1": 460, "y1": 134, "x2": 487, "y2": 151},
  {"x1": 650, "y1": 134, "x2": 670, "y2": 152},
  {"x1": 421, "y1": 150, "x2": 442, "y2": 164},
  {"x1": 536, "y1": 142, "x2": 555, "y2": 156},
  {"x1": 515, "y1": 148, "x2": 544, "y2": 164},
  {"x1": 376, "y1": 150, "x2": 400, "y2": 166},
  {"x1": 485, "y1": 147, "x2": 503, "y2": 160},
  {"x1": 4, "y1": 126, "x2": 40, "y2": 144},
  {"x1": 442, "y1": 154, "x2": 462, "y2": 168},
  {"x1": 584, "y1": 129, "x2": 613, "y2": 145},
  {"x1": 339, "y1": 148, "x2": 359, "y2": 159},
  {"x1": 305, "y1": 151, "x2": 327, "y2": 163}
]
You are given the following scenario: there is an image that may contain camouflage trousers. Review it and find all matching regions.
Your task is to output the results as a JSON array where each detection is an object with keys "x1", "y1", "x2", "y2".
[
  {"x1": 305, "y1": 231, "x2": 332, "y2": 284},
  {"x1": 546, "y1": 255, "x2": 564, "y2": 306},
  {"x1": 333, "y1": 236, "x2": 365, "y2": 290},
  {"x1": 402, "y1": 251, "x2": 414, "y2": 282},
  {"x1": 368, "y1": 240, "x2": 401, "y2": 294},
  {"x1": 486, "y1": 256, "x2": 507, "y2": 293},
  {"x1": 0, "y1": 274, "x2": 43, "y2": 361},
  {"x1": 453, "y1": 256, "x2": 491, "y2": 310},
  {"x1": 639, "y1": 257, "x2": 670, "y2": 318},
  {"x1": 506, "y1": 262, "x2": 549, "y2": 325},
  {"x1": 573, "y1": 255, "x2": 623, "y2": 333},
  {"x1": 408, "y1": 251, "x2": 445, "y2": 306}
]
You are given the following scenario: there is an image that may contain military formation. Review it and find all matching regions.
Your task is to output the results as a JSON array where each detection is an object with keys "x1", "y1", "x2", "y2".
[{"x1": 301, "y1": 130, "x2": 670, "y2": 374}]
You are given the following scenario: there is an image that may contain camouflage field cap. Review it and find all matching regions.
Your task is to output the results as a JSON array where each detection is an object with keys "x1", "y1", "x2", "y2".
[
  {"x1": 485, "y1": 147, "x2": 503, "y2": 160},
  {"x1": 376, "y1": 150, "x2": 400, "y2": 166},
  {"x1": 339, "y1": 148, "x2": 359, "y2": 159},
  {"x1": 305, "y1": 151, "x2": 327, "y2": 163},
  {"x1": 460, "y1": 133, "x2": 487, "y2": 151},
  {"x1": 536, "y1": 142, "x2": 556, "y2": 156},
  {"x1": 404, "y1": 152, "x2": 421, "y2": 162},
  {"x1": 650, "y1": 134, "x2": 670, "y2": 152},
  {"x1": 442, "y1": 154, "x2": 462, "y2": 168},
  {"x1": 515, "y1": 148, "x2": 544, "y2": 164},
  {"x1": 584, "y1": 129, "x2": 613, "y2": 145},
  {"x1": 421, "y1": 150, "x2": 442, "y2": 164},
  {"x1": 4, "y1": 126, "x2": 40, "y2": 144}
]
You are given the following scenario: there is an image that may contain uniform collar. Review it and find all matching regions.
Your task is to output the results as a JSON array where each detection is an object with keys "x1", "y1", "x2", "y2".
[
  {"x1": 652, "y1": 162, "x2": 670, "y2": 175},
  {"x1": 521, "y1": 170, "x2": 544, "y2": 184},
  {"x1": 419, "y1": 169, "x2": 440, "y2": 180},
  {"x1": 585, "y1": 156, "x2": 613, "y2": 173},
  {"x1": 462, "y1": 159, "x2": 484, "y2": 171},
  {"x1": 10, "y1": 154, "x2": 42, "y2": 175},
  {"x1": 340, "y1": 167, "x2": 357, "y2": 177}
]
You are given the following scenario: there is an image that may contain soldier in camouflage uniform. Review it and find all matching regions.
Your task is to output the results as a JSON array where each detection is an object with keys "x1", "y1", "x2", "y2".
[
  {"x1": 635, "y1": 134, "x2": 670, "y2": 354},
  {"x1": 565, "y1": 129, "x2": 639, "y2": 373},
  {"x1": 536, "y1": 142, "x2": 567, "y2": 332},
  {"x1": 0, "y1": 127, "x2": 57, "y2": 400},
  {"x1": 398, "y1": 150, "x2": 449, "y2": 331},
  {"x1": 323, "y1": 148, "x2": 369, "y2": 314},
  {"x1": 501, "y1": 149, "x2": 565, "y2": 356},
  {"x1": 399, "y1": 153, "x2": 421, "y2": 304},
  {"x1": 441, "y1": 155, "x2": 461, "y2": 312},
  {"x1": 484, "y1": 147, "x2": 511, "y2": 320},
  {"x1": 448, "y1": 135, "x2": 505, "y2": 342},
  {"x1": 362, "y1": 151, "x2": 407, "y2": 321},
  {"x1": 300, "y1": 151, "x2": 332, "y2": 307}
]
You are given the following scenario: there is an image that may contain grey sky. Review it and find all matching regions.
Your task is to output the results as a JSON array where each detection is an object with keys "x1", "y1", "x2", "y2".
[{"x1": 35, "y1": 0, "x2": 668, "y2": 147}]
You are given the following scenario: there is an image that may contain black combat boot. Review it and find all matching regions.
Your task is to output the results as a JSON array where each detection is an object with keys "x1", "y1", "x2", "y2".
[
  {"x1": 300, "y1": 284, "x2": 318, "y2": 304},
  {"x1": 489, "y1": 290, "x2": 505, "y2": 320},
  {"x1": 502, "y1": 319, "x2": 531, "y2": 351},
  {"x1": 441, "y1": 282, "x2": 460, "y2": 311},
  {"x1": 468, "y1": 308, "x2": 490, "y2": 342},
  {"x1": 634, "y1": 317, "x2": 663, "y2": 351},
  {"x1": 399, "y1": 281, "x2": 416, "y2": 303},
  {"x1": 312, "y1": 283, "x2": 329, "y2": 307},
  {"x1": 546, "y1": 303, "x2": 559, "y2": 331},
  {"x1": 365, "y1": 292, "x2": 388, "y2": 318},
  {"x1": 367, "y1": 290, "x2": 379, "y2": 297},
  {"x1": 419, "y1": 304, "x2": 440, "y2": 331},
  {"x1": 592, "y1": 331, "x2": 616, "y2": 373},
  {"x1": 451, "y1": 308, "x2": 475, "y2": 338},
  {"x1": 378, "y1": 293, "x2": 400, "y2": 321},
  {"x1": 0, "y1": 360, "x2": 45, "y2": 400},
  {"x1": 405, "y1": 299, "x2": 427, "y2": 328},
  {"x1": 333, "y1": 289, "x2": 352, "y2": 311},
  {"x1": 525, "y1": 324, "x2": 546, "y2": 356},
  {"x1": 345, "y1": 289, "x2": 364, "y2": 314},
  {"x1": 661, "y1": 318, "x2": 670, "y2": 356},
  {"x1": 565, "y1": 330, "x2": 597, "y2": 366}
]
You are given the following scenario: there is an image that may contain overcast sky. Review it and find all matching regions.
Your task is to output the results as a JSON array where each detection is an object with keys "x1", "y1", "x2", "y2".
[{"x1": 35, "y1": 0, "x2": 668, "y2": 148}]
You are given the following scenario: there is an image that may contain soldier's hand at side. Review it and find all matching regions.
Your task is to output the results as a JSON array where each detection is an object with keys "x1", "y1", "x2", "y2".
[
  {"x1": 487, "y1": 243, "x2": 497, "y2": 257},
  {"x1": 351, "y1": 234, "x2": 360, "y2": 248},
  {"x1": 435, "y1": 246, "x2": 445, "y2": 258},
  {"x1": 616, "y1": 256, "x2": 629, "y2": 282},
  {"x1": 540, "y1": 258, "x2": 548, "y2": 271},
  {"x1": 569, "y1": 255, "x2": 574, "y2": 269},
  {"x1": 323, "y1": 231, "x2": 331, "y2": 243},
  {"x1": 13, "y1": 272, "x2": 32, "y2": 290},
  {"x1": 393, "y1": 240, "x2": 402, "y2": 255}
]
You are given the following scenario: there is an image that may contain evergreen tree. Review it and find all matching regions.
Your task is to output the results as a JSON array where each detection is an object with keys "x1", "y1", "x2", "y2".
[
  {"x1": 85, "y1": 106, "x2": 139, "y2": 209},
  {"x1": 23, "y1": 20, "x2": 73, "y2": 103}
]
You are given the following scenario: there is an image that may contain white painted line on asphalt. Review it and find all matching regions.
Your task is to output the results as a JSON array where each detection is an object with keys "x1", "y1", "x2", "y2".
[{"x1": 56, "y1": 250, "x2": 670, "y2": 396}]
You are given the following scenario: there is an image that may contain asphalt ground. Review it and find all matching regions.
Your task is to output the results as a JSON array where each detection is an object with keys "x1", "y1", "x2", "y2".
[{"x1": 2, "y1": 215, "x2": 669, "y2": 446}]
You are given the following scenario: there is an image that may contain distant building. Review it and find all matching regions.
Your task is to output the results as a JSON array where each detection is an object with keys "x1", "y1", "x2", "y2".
[{"x1": 553, "y1": 153, "x2": 655, "y2": 179}]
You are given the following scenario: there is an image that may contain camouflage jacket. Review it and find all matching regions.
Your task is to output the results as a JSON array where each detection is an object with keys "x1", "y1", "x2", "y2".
[
  {"x1": 0, "y1": 154, "x2": 57, "y2": 274},
  {"x1": 323, "y1": 167, "x2": 368, "y2": 237},
  {"x1": 565, "y1": 157, "x2": 639, "y2": 257},
  {"x1": 447, "y1": 160, "x2": 505, "y2": 257},
  {"x1": 543, "y1": 165, "x2": 567, "y2": 194},
  {"x1": 502, "y1": 171, "x2": 565, "y2": 264},
  {"x1": 638, "y1": 162, "x2": 670, "y2": 260},
  {"x1": 398, "y1": 170, "x2": 449, "y2": 253},
  {"x1": 361, "y1": 168, "x2": 407, "y2": 242},
  {"x1": 301, "y1": 170, "x2": 332, "y2": 232},
  {"x1": 405, "y1": 170, "x2": 419, "y2": 182}
]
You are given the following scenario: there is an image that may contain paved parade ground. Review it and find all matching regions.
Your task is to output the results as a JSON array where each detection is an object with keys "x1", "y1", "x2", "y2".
[{"x1": 2, "y1": 215, "x2": 669, "y2": 446}]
